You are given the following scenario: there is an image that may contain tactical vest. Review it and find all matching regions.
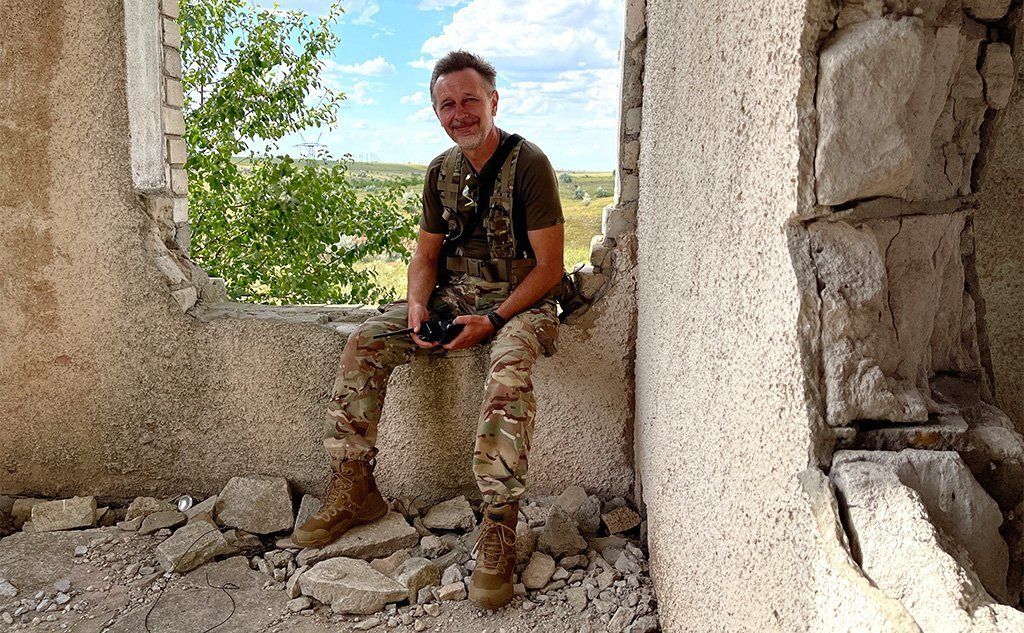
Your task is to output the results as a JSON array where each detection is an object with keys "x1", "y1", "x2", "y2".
[
  {"x1": 435, "y1": 136, "x2": 588, "y2": 322},
  {"x1": 436, "y1": 136, "x2": 537, "y2": 288}
]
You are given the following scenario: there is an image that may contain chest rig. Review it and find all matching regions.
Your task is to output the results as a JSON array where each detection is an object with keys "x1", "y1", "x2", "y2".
[{"x1": 436, "y1": 135, "x2": 536, "y2": 288}]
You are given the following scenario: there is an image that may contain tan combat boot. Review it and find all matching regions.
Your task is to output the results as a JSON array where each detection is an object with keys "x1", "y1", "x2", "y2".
[
  {"x1": 469, "y1": 501, "x2": 519, "y2": 610},
  {"x1": 291, "y1": 457, "x2": 389, "y2": 548}
]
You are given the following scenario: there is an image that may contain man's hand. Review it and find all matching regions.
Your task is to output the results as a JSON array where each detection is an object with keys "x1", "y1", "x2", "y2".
[
  {"x1": 408, "y1": 303, "x2": 438, "y2": 349},
  {"x1": 442, "y1": 315, "x2": 495, "y2": 350}
]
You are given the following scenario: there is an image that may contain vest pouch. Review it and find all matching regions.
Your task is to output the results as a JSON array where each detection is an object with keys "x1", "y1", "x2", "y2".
[{"x1": 555, "y1": 270, "x2": 588, "y2": 322}]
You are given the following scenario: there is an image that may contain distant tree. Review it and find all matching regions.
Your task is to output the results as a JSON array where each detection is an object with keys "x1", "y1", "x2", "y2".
[
  {"x1": 559, "y1": 172, "x2": 574, "y2": 184},
  {"x1": 180, "y1": 0, "x2": 417, "y2": 305}
]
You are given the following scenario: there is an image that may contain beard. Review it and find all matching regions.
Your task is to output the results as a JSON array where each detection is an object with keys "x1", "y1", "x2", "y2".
[{"x1": 449, "y1": 118, "x2": 491, "y2": 150}]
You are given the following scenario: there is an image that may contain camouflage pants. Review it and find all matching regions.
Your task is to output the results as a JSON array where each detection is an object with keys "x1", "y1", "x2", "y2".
[{"x1": 323, "y1": 274, "x2": 559, "y2": 504}]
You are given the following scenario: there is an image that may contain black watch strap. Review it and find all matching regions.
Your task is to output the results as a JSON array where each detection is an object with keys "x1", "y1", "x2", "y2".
[{"x1": 486, "y1": 311, "x2": 507, "y2": 331}]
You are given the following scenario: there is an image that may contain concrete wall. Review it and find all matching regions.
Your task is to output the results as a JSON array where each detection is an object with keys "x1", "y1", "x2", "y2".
[
  {"x1": 634, "y1": 0, "x2": 1024, "y2": 628},
  {"x1": 632, "y1": 1, "x2": 928, "y2": 629},
  {"x1": 976, "y1": 10, "x2": 1024, "y2": 432},
  {"x1": 0, "y1": 0, "x2": 635, "y2": 504},
  {"x1": 635, "y1": 1, "x2": 834, "y2": 628}
]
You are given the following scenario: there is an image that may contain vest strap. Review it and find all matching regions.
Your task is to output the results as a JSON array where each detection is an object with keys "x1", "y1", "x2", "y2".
[{"x1": 445, "y1": 256, "x2": 537, "y2": 283}]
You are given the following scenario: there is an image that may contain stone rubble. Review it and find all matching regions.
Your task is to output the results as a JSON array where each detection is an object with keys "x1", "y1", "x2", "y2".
[
  {"x1": 420, "y1": 495, "x2": 476, "y2": 532},
  {"x1": 0, "y1": 479, "x2": 656, "y2": 632},
  {"x1": 296, "y1": 512, "x2": 419, "y2": 566},
  {"x1": 214, "y1": 475, "x2": 294, "y2": 535},
  {"x1": 29, "y1": 497, "x2": 97, "y2": 533}
]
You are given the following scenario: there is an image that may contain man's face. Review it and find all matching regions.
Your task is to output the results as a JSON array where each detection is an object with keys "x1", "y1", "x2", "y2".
[{"x1": 432, "y1": 68, "x2": 499, "y2": 151}]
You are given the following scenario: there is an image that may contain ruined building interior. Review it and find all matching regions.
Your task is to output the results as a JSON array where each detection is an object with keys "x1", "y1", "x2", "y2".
[{"x1": 2, "y1": 0, "x2": 1024, "y2": 631}]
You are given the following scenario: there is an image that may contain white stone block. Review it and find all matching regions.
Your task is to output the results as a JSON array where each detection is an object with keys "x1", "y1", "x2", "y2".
[
  {"x1": 124, "y1": 0, "x2": 166, "y2": 192},
  {"x1": 163, "y1": 46, "x2": 181, "y2": 78},
  {"x1": 171, "y1": 167, "x2": 188, "y2": 195},
  {"x1": 165, "y1": 77, "x2": 183, "y2": 108},
  {"x1": 171, "y1": 286, "x2": 198, "y2": 312},
  {"x1": 168, "y1": 137, "x2": 186, "y2": 165},
  {"x1": 162, "y1": 106, "x2": 184, "y2": 137},
  {"x1": 162, "y1": 16, "x2": 180, "y2": 49},
  {"x1": 172, "y1": 197, "x2": 188, "y2": 223},
  {"x1": 160, "y1": 0, "x2": 179, "y2": 19}
]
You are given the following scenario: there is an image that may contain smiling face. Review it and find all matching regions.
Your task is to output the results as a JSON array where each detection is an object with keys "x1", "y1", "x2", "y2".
[{"x1": 432, "y1": 68, "x2": 499, "y2": 151}]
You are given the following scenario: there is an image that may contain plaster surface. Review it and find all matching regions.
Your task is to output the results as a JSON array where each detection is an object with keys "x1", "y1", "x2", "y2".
[
  {"x1": 0, "y1": 0, "x2": 634, "y2": 505},
  {"x1": 634, "y1": 1, "x2": 898, "y2": 630},
  {"x1": 975, "y1": 21, "x2": 1024, "y2": 433}
]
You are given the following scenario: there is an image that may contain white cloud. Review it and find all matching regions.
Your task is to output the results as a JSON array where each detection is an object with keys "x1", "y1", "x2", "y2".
[
  {"x1": 407, "y1": 57, "x2": 437, "y2": 71},
  {"x1": 344, "y1": 80, "x2": 376, "y2": 105},
  {"x1": 417, "y1": 0, "x2": 464, "y2": 10},
  {"x1": 344, "y1": 0, "x2": 379, "y2": 24},
  {"x1": 420, "y1": 0, "x2": 623, "y2": 75},
  {"x1": 410, "y1": 106, "x2": 436, "y2": 122},
  {"x1": 333, "y1": 56, "x2": 395, "y2": 75},
  {"x1": 260, "y1": 0, "x2": 377, "y2": 23},
  {"x1": 401, "y1": 91, "x2": 427, "y2": 105}
]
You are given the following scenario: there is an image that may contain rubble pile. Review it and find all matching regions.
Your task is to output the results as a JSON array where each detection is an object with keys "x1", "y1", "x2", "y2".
[{"x1": 0, "y1": 483, "x2": 659, "y2": 632}]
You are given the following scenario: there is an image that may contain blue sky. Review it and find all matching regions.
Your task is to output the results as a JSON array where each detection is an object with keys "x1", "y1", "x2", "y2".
[{"x1": 267, "y1": 0, "x2": 625, "y2": 171}]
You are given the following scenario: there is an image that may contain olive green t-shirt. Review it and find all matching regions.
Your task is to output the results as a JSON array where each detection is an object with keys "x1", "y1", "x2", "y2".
[{"x1": 420, "y1": 130, "x2": 563, "y2": 261}]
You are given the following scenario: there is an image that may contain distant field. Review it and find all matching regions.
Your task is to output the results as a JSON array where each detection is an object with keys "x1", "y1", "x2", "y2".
[{"x1": 355, "y1": 162, "x2": 613, "y2": 299}]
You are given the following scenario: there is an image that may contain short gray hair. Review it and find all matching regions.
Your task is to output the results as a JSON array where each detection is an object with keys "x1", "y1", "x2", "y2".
[{"x1": 429, "y1": 50, "x2": 497, "y2": 102}]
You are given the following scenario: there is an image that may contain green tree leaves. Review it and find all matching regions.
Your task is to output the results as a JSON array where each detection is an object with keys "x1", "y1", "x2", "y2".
[{"x1": 180, "y1": 0, "x2": 417, "y2": 305}]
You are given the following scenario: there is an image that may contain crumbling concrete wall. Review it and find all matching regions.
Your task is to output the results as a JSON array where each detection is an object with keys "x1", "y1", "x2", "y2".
[
  {"x1": 634, "y1": 1, "x2": 868, "y2": 628},
  {"x1": 635, "y1": 0, "x2": 1024, "y2": 629},
  {"x1": 0, "y1": 0, "x2": 635, "y2": 505},
  {"x1": 975, "y1": 10, "x2": 1024, "y2": 434}
]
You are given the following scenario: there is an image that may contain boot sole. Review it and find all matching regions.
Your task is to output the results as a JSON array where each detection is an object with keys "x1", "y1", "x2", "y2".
[{"x1": 292, "y1": 492, "x2": 389, "y2": 548}]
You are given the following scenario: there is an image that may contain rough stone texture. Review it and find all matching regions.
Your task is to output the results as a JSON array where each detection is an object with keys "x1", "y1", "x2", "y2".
[
  {"x1": 575, "y1": 495, "x2": 602, "y2": 535},
  {"x1": 522, "y1": 551, "x2": 556, "y2": 589},
  {"x1": 214, "y1": 475, "x2": 293, "y2": 535},
  {"x1": 552, "y1": 486, "x2": 588, "y2": 515},
  {"x1": 293, "y1": 494, "x2": 322, "y2": 532},
  {"x1": 184, "y1": 495, "x2": 217, "y2": 520},
  {"x1": 537, "y1": 506, "x2": 587, "y2": 558},
  {"x1": 602, "y1": 506, "x2": 641, "y2": 534},
  {"x1": 515, "y1": 521, "x2": 538, "y2": 565},
  {"x1": 10, "y1": 499, "x2": 43, "y2": 528},
  {"x1": 296, "y1": 513, "x2": 418, "y2": 566},
  {"x1": 815, "y1": 16, "x2": 988, "y2": 205},
  {"x1": 832, "y1": 449, "x2": 1009, "y2": 601},
  {"x1": 368, "y1": 549, "x2": 411, "y2": 577},
  {"x1": 421, "y1": 496, "x2": 475, "y2": 532},
  {"x1": 138, "y1": 510, "x2": 185, "y2": 535},
  {"x1": 981, "y1": 42, "x2": 1014, "y2": 110},
  {"x1": 0, "y1": 527, "x2": 119, "y2": 605},
  {"x1": 0, "y1": 0, "x2": 634, "y2": 509},
  {"x1": 831, "y1": 460, "x2": 1024, "y2": 630},
  {"x1": 126, "y1": 497, "x2": 175, "y2": 521},
  {"x1": 809, "y1": 213, "x2": 981, "y2": 426},
  {"x1": 635, "y1": 2, "x2": 918, "y2": 630},
  {"x1": 300, "y1": 557, "x2": 407, "y2": 615},
  {"x1": 975, "y1": 24, "x2": 1024, "y2": 438},
  {"x1": 29, "y1": 497, "x2": 96, "y2": 532},
  {"x1": 393, "y1": 557, "x2": 440, "y2": 604},
  {"x1": 964, "y1": 0, "x2": 1012, "y2": 21},
  {"x1": 154, "y1": 519, "x2": 233, "y2": 573}
]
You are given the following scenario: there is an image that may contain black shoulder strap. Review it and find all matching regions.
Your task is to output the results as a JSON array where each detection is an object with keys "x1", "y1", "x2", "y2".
[{"x1": 457, "y1": 133, "x2": 523, "y2": 250}]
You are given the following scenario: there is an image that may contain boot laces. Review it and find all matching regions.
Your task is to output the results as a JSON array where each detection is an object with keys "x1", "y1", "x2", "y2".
[
  {"x1": 316, "y1": 467, "x2": 359, "y2": 518},
  {"x1": 473, "y1": 519, "x2": 516, "y2": 574}
]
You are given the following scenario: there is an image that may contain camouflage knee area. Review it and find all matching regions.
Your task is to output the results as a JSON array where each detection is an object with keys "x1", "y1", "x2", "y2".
[
  {"x1": 473, "y1": 313, "x2": 554, "y2": 503},
  {"x1": 323, "y1": 305, "x2": 413, "y2": 453}
]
